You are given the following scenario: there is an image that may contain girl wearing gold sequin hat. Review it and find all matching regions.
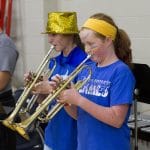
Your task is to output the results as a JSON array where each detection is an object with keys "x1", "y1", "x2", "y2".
[{"x1": 34, "y1": 12, "x2": 88, "y2": 150}]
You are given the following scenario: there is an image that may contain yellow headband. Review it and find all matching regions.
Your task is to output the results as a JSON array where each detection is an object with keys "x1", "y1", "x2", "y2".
[{"x1": 83, "y1": 18, "x2": 117, "y2": 40}]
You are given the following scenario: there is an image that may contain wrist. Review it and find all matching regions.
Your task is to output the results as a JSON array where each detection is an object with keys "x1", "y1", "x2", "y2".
[{"x1": 77, "y1": 95, "x2": 85, "y2": 107}]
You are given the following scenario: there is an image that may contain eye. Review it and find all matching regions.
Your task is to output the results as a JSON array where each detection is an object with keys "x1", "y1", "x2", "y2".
[
  {"x1": 52, "y1": 34, "x2": 56, "y2": 37},
  {"x1": 87, "y1": 42, "x2": 97, "y2": 49},
  {"x1": 91, "y1": 45, "x2": 98, "y2": 49}
]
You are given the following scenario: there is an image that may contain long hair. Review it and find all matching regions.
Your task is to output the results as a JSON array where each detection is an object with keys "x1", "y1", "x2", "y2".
[
  {"x1": 64, "y1": 34, "x2": 84, "y2": 51},
  {"x1": 89, "y1": 13, "x2": 132, "y2": 67},
  {"x1": 73, "y1": 34, "x2": 85, "y2": 50}
]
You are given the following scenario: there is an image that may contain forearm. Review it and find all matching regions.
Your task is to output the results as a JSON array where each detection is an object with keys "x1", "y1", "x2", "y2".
[{"x1": 78, "y1": 96, "x2": 129, "y2": 128}]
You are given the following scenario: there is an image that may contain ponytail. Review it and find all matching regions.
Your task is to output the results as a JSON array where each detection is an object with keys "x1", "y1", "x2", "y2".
[{"x1": 114, "y1": 28, "x2": 132, "y2": 67}]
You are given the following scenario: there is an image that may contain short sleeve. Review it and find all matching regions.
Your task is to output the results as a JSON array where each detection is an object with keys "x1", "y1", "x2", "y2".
[
  {"x1": 0, "y1": 47, "x2": 18, "y2": 74},
  {"x1": 110, "y1": 68, "x2": 135, "y2": 106}
]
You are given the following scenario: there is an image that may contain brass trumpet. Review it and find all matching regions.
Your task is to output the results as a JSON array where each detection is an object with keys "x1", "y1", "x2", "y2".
[
  {"x1": 2, "y1": 45, "x2": 56, "y2": 137},
  {"x1": 3, "y1": 54, "x2": 91, "y2": 140},
  {"x1": 19, "y1": 58, "x2": 57, "y2": 117}
]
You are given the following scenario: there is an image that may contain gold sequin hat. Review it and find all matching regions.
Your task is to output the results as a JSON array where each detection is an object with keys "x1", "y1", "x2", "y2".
[{"x1": 43, "y1": 12, "x2": 79, "y2": 34}]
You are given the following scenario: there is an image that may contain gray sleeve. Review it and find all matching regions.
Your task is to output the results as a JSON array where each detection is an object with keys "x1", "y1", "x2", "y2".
[{"x1": 0, "y1": 45, "x2": 18, "y2": 74}]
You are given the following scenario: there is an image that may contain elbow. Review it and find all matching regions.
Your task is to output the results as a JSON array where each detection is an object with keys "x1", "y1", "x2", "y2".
[
  {"x1": 111, "y1": 110, "x2": 127, "y2": 128},
  {"x1": 113, "y1": 123, "x2": 122, "y2": 128},
  {"x1": 112, "y1": 119, "x2": 124, "y2": 128},
  {"x1": 109, "y1": 116, "x2": 124, "y2": 128}
]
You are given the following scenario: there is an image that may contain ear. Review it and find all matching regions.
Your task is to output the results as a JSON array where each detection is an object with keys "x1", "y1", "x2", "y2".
[{"x1": 105, "y1": 37, "x2": 113, "y2": 47}]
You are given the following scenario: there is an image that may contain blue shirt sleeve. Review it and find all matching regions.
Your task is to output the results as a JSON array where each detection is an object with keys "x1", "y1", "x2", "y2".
[{"x1": 110, "y1": 68, "x2": 135, "y2": 106}]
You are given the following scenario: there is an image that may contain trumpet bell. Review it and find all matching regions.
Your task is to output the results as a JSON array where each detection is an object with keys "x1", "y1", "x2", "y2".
[
  {"x1": 15, "y1": 124, "x2": 30, "y2": 140},
  {"x1": 2, "y1": 119, "x2": 16, "y2": 131},
  {"x1": 1, "y1": 45, "x2": 56, "y2": 138}
]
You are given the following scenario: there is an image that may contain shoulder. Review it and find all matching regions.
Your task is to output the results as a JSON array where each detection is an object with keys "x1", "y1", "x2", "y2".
[
  {"x1": 114, "y1": 61, "x2": 132, "y2": 74},
  {"x1": 0, "y1": 33, "x2": 18, "y2": 56},
  {"x1": 111, "y1": 60, "x2": 135, "y2": 82},
  {"x1": 0, "y1": 33, "x2": 12, "y2": 47}
]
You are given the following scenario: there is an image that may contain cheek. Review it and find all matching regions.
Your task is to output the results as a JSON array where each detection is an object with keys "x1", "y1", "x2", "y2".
[
  {"x1": 56, "y1": 37, "x2": 66, "y2": 45},
  {"x1": 95, "y1": 45, "x2": 105, "y2": 54},
  {"x1": 92, "y1": 48, "x2": 100, "y2": 55},
  {"x1": 54, "y1": 40, "x2": 66, "y2": 51},
  {"x1": 48, "y1": 37, "x2": 53, "y2": 43}
]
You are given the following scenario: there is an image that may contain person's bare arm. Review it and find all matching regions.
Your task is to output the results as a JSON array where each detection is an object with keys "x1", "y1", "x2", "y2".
[
  {"x1": 58, "y1": 86, "x2": 129, "y2": 128},
  {"x1": 0, "y1": 71, "x2": 11, "y2": 91},
  {"x1": 78, "y1": 96, "x2": 129, "y2": 128}
]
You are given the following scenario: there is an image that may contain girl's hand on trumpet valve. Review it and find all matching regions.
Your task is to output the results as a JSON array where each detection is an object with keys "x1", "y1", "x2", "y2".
[
  {"x1": 57, "y1": 82, "x2": 82, "y2": 106},
  {"x1": 24, "y1": 71, "x2": 43, "y2": 86},
  {"x1": 51, "y1": 74, "x2": 63, "y2": 85},
  {"x1": 32, "y1": 80, "x2": 57, "y2": 94},
  {"x1": 24, "y1": 71, "x2": 33, "y2": 86},
  {"x1": 32, "y1": 74, "x2": 62, "y2": 94}
]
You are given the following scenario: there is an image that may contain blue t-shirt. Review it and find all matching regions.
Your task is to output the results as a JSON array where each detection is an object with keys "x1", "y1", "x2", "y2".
[
  {"x1": 77, "y1": 60, "x2": 135, "y2": 150},
  {"x1": 44, "y1": 46, "x2": 87, "y2": 150}
]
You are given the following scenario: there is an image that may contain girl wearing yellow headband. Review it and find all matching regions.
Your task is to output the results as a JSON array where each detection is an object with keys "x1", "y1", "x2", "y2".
[{"x1": 55, "y1": 13, "x2": 135, "y2": 150}]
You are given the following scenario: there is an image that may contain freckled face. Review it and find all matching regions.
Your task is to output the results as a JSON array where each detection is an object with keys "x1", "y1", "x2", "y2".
[{"x1": 79, "y1": 29, "x2": 107, "y2": 63}]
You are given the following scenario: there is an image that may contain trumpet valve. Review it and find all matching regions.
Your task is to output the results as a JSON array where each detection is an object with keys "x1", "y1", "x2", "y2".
[{"x1": 25, "y1": 72, "x2": 43, "y2": 87}]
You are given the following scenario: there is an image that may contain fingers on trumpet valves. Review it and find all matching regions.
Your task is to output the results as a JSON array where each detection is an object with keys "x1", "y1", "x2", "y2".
[
  {"x1": 32, "y1": 78, "x2": 62, "y2": 95},
  {"x1": 24, "y1": 71, "x2": 32, "y2": 86},
  {"x1": 51, "y1": 74, "x2": 63, "y2": 85},
  {"x1": 56, "y1": 90, "x2": 67, "y2": 102},
  {"x1": 51, "y1": 74, "x2": 73, "y2": 89},
  {"x1": 56, "y1": 98, "x2": 71, "y2": 106},
  {"x1": 24, "y1": 71, "x2": 44, "y2": 87},
  {"x1": 56, "y1": 90, "x2": 65, "y2": 102},
  {"x1": 66, "y1": 81, "x2": 74, "y2": 89},
  {"x1": 48, "y1": 80, "x2": 57, "y2": 88}
]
